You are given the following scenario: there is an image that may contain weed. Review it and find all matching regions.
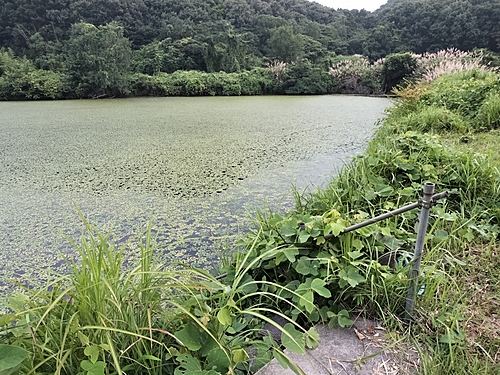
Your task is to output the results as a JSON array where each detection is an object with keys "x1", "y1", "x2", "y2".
[{"x1": 476, "y1": 93, "x2": 500, "y2": 130}]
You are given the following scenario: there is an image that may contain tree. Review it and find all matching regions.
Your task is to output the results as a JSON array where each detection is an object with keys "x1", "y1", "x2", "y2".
[
  {"x1": 266, "y1": 26, "x2": 304, "y2": 63},
  {"x1": 224, "y1": 0, "x2": 253, "y2": 28},
  {"x1": 133, "y1": 37, "x2": 207, "y2": 75},
  {"x1": 302, "y1": 35, "x2": 327, "y2": 63},
  {"x1": 282, "y1": 59, "x2": 330, "y2": 94},
  {"x1": 65, "y1": 22, "x2": 132, "y2": 98},
  {"x1": 381, "y1": 52, "x2": 417, "y2": 93},
  {"x1": 204, "y1": 22, "x2": 248, "y2": 73},
  {"x1": 362, "y1": 23, "x2": 402, "y2": 60}
]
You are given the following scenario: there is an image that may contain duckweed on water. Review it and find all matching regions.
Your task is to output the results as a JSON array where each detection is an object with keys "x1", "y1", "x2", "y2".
[{"x1": 0, "y1": 95, "x2": 390, "y2": 292}]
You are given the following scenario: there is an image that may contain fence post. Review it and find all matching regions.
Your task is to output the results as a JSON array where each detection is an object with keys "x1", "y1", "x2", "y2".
[{"x1": 405, "y1": 182, "x2": 435, "y2": 321}]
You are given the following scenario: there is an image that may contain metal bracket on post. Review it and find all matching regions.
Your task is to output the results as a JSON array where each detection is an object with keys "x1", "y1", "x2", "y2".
[{"x1": 404, "y1": 182, "x2": 436, "y2": 321}]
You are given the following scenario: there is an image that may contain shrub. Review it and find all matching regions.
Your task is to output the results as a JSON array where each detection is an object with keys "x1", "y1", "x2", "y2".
[
  {"x1": 283, "y1": 59, "x2": 330, "y2": 94},
  {"x1": 382, "y1": 52, "x2": 418, "y2": 93},
  {"x1": 130, "y1": 69, "x2": 279, "y2": 97},
  {"x1": 227, "y1": 207, "x2": 410, "y2": 320},
  {"x1": 0, "y1": 49, "x2": 66, "y2": 100},
  {"x1": 129, "y1": 73, "x2": 170, "y2": 96},
  {"x1": 238, "y1": 70, "x2": 262, "y2": 95},
  {"x1": 217, "y1": 73, "x2": 242, "y2": 96}
]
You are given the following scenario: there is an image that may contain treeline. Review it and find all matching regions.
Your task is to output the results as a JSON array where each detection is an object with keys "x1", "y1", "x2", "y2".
[
  {"x1": 0, "y1": 0, "x2": 500, "y2": 99},
  {"x1": 2, "y1": 0, "x2": 500, "y2": 58},
  {"x1": 1, "y1": 43, "x2": 499, "y2": 100},
  {"x1": 0, "y1": 49, "x2": 347, "y2": 99}
]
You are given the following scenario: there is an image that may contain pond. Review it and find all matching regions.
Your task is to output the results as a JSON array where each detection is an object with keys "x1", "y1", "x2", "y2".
[{"x1": 0, "y1": 95, "x2": 391, "y2": 292}]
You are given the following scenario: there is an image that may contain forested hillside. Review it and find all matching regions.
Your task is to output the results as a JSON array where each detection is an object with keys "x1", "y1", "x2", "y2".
[{"x1": 0, "y1": 0, "x2": 499, "y2": 99}]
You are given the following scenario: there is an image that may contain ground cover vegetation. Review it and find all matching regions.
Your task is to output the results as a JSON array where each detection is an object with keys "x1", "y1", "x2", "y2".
[
  {"x1": 1, "y1": 50, "x2": 500, "y2": 374},
  {"x1": 0, "y1": 0, "x2": 500, "y2": 99}
]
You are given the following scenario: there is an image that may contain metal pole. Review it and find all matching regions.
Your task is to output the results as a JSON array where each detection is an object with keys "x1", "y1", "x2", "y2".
[
  {"x1": 323, "y1": 191, "x2": 449, "y2": 239},
  {"x1": 325, "y1": 201, "x2": 420, "y2": 239},
  {"x1": 405, "y1": 182, "x2": 435, "y2": 321}
]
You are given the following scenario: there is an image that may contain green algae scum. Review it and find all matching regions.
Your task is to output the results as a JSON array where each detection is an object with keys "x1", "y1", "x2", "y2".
[{"x1": 0, "y1": 95, "x2": 390, "y2": 291}]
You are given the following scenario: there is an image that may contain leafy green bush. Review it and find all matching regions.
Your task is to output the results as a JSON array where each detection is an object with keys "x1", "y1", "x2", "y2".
[
  {"x1": 282, "y1": 60, "x2": 331, "y2": 94},
  {"x1": 419, "y1": 70, "x2": 500, "y2": 121},
  {"x1": 222, "y1": 208, "x2": 409, "y2": 321},
  {"x1": 382, "y1": 52, "x2": 418, "y2": 93},
  {"x1": 129, "y1": 73, "x2": 169, "y2": 96},
  {"x1": 129, "y1": 69, "x2": 279, "y2": 97},
  {"x1": 0, "y1": 49, "x2": 66, "y2": 100}
]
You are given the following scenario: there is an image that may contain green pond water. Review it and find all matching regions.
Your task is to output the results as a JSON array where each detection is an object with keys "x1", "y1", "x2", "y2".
[{"x1": 0, "y1": 95, "x2": 391, "y2": 292}]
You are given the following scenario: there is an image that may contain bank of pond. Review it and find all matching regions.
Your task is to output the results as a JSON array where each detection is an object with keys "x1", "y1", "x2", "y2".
[{"x1": 1, "y1": 70, "x2": 499, "y2": 374}]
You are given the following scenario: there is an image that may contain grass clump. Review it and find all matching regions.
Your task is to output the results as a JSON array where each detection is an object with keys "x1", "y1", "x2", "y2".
[
  {"x1": 421, "y1": 70, "x2": 499, "y2": 115},
  {"x1": 476, "y1": 93, "x2": 500, "y2": 130},
  {"x1": 398, "y1": 106, "x2": 468, "y2": 133}
]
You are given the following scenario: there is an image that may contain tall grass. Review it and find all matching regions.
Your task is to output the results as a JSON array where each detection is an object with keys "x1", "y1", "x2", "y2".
[
  {"x1": 1, "y1": 217, "x2": 188, "y2": 374},
  {"x1": 0, "y1": 215, "x2": 318, "y2": 374},
  {"x1": 476, "y1": 93, "x2": 500, "y2": 130}
]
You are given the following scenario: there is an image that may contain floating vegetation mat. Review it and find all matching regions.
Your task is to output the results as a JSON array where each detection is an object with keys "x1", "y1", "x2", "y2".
[{"x1": 0, "y1": 95, "x2": 390, "y2": 294}]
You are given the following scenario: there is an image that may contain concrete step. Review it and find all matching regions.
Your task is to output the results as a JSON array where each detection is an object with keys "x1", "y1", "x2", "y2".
[{"x1": 255, "y1": 317, "x2": 419, "y2": 375}]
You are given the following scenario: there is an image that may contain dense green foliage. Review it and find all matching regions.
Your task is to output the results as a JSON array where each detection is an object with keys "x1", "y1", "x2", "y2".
[
  {"x1": 0, "y1": 49, "x2": 66, "y2": 99},
  {"x1": 1, "y1": 0, "x2": 500, "y2": 98},
  {"x1": 378, "y1": 0, "x2": 500, "y2": 54},
  {"x1": 129, "y1": 69, "x2": 281, "y2": 96},
  {"x1": 381, "y1": 52, "x2": 418, "y2": 92}
]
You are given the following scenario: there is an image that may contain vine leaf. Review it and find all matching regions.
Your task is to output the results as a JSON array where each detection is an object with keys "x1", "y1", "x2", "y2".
[
  {"x1": 175, "y1": 323, "x2": 205, "y2": 351},
  {"x1": 281, "y1": 324, "x2": 306, "y2": 355},
  {"x1": 80, "y1": 360, "x2": 106, "y2": 375},
  {"x1": 305, "y1": 327, "x2": 320, "y2": 349},
  {"x1": 0, "y1": 344, "x2": 29, "y2": 373},
  {"x1": 217, "y1": 308, "x2": 232, "y2": 326},
  {"x1": 326, "y1": 222, "x2": 345, "y2": 237},
  {"x1": 84, "y1": 346, "x2": 100, "y2": 364},
  {"x1": 310, "y1": 278, "x2": 331, "y2": 298}
]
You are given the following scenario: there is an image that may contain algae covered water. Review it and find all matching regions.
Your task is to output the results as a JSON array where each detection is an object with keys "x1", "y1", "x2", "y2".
[{"x1": 0, "y1": 95, "x2": 390, "y2": 290}]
